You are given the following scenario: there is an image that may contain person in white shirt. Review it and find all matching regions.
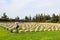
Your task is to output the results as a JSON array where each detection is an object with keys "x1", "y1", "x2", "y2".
[{"x1": 15, "y1": 22, "x2": 19, "y2": 33}]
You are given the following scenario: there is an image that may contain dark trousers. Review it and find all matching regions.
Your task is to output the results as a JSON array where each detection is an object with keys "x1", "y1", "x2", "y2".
[{"x1": 16, "y1": 28, "x2": 18, "y2": 33}]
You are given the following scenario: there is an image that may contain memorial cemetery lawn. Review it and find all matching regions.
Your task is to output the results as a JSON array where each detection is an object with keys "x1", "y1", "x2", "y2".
[{"x1": 0, "y1": 26, "x2": 60, "y2": 40}]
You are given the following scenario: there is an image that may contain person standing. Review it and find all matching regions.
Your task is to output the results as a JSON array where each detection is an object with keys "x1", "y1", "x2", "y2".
[{"x1": 15, "y1": 22, "x2": 19, "y2": 33}]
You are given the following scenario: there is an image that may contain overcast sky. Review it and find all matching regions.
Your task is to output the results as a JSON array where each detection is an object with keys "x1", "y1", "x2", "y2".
[{"x1": 0, "y1": 0, "x2": 60, "y2": 19}]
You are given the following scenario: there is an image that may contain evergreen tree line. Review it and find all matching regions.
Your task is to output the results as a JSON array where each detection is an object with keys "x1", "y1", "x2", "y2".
[
  {"x1": 0, "y1": 12, "x2": 60, "y2": 23},
  {"x1": 25, "y1": 14, "x2": 60, "y2": 23}
]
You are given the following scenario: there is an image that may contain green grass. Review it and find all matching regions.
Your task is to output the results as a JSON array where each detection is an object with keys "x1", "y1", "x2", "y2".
[{"x1": 0, "y1": 27, "x2": 60, "y2": 40}]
